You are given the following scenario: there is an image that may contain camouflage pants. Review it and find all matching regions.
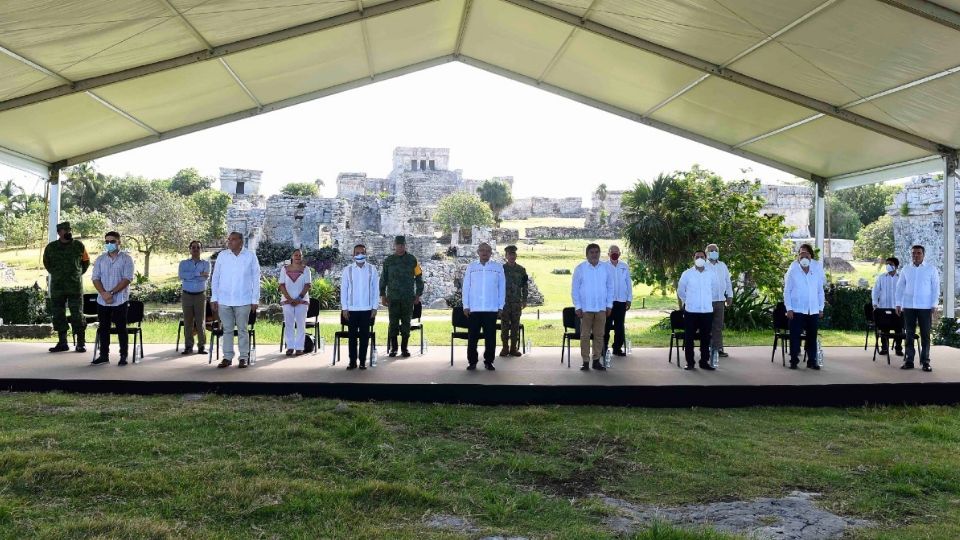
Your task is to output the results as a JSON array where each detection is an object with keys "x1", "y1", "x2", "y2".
[
  {"x1": 500, "y1": 302, "x2": 523, "y2": 350},
  {"x1": 387, "y1": 297, "x2": 414, "y2": 339},
  {"x1": 49, "y1": 294, "x2": 84, "y2": 338}
]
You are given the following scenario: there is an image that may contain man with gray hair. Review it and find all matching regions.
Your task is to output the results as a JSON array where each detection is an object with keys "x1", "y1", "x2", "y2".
[
  {"x1": 705, "y1": 243, "x2": 733, "y2": 358},
  {"x1": 603, "y1": 244, "x2": 632, "y2": 357},
  {"x1": 462, "y1": 242, "x2": 505, "y2": 370},
  {"x1": 210, "y1": 232, "x2": 261, "y2": 368}
]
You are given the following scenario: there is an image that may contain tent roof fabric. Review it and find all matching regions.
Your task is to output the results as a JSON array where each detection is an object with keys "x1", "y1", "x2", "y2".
[{"x1": 1, "y1": 0, "x2": 958, "y2": 184}]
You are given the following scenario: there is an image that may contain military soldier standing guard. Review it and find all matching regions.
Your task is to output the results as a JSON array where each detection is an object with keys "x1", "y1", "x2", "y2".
[
  {"x1": 42, "y1": 222, "x2": 90, "y2": 353},
  {"x1": 379, "y1": 235, "x2": 424, "y2": 357},
  {"x1": 500, "y1": 245, "x2": 528, "y2": 357}
]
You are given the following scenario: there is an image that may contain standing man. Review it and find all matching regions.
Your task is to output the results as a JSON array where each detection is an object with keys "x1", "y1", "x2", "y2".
[
  {"x1": 784, "y1": 245, "x2": 825, "y2": 370},
  {"x1": 379, "y1": 235, "x2": 424, "y2": 358},
  {"x1": 896, "y1": 245, "x2": 939, "y2": 372},
  {"x1": 340, "y1": 244, "x2": 379, "y2": 370},
  {"x1": 500, "y1": 245, "x2": 528, "y2": 357},
  {"x1": 603, "y1": 245, "x2": 632, "y2": 357},
  {"x1": 872, "y1": 256, "x2": 902, "y2": 356},
  {"x1": 210, "y1": 232, "x2": 260, "y2": 369},
  {"x1": 677, "y1": 250, "x2": 716, "y2": 371},
  {"x1": 705, "y1": 243, "x2": 733, "y2": 358},
  {"x1": 43, "y1": 221, "x2": 90, "y2": 353},
  {"x1": 178, "y1": 240, "x2": 210, "y2": 355},
  {"x1": 90, "y1": 231, "x2": 135, "y2": 365},
  {"x1": 462, "y1": 243, "x2": 505, "y2": 370},
  {"x1": 571, "y1": 243, "x2": 613, "y2": 371}
]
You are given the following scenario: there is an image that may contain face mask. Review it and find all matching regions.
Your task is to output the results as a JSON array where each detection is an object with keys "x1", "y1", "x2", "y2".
[
  {"x1": 609, "y1": 253, "x2": 620, "y2": 261},
  {"x1": 354, "y1": 254, "x2": 366, "y2": 262},
  {"x1": 104, "y1": 243, "x2": 118, "y2": 253},
  {"x1": 799, "y1": 258, "x2": 810, "y2": 268},
  {"x1": 708, "y1": 251, "x2": 719, "y2": 261},
  {"x1": 63, "y1": 232, "x2": 73, "y2": 241},
  {"x1": 886, "y1": 264, "x2": 895, "y2": 273},
  {"x1": 694, "y1": 258, "x2": 705, "y2": 268}
]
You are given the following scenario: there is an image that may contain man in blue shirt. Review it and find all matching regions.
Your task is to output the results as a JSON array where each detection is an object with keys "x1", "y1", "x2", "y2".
[{"x1": 178, "y1": 240, "x2": 210, "y2": 355}]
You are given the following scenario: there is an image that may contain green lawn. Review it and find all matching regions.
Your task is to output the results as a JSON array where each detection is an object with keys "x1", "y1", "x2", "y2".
[{"x1": 1, "y1": 392, "x2": 959, "y2": 538}]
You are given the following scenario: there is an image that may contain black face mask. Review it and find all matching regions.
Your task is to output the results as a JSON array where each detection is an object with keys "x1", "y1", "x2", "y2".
[{"x1": 63, "y1": 232, "x2": 73, "y2": 241}]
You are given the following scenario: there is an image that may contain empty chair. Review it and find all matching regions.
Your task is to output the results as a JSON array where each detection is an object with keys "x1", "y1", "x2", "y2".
[
  {"x1": 771, "y1": 302, "x2": 791, "y2": 365},
  {"x1": 409, "y1": 302, "x2": 425, "y2": 354},
  {"x1": 863, "y1": 302, "x2": 875, "y2": 350},
  {"x1": 449, "y1": 307, "x2": 470, "y2": 366},
  {"x1": 560, "y1": 307, "x2": 583, "y2": 368},
  {"x1": 872, "y1": 308, "x2": 914, "y2": 365},
  {"x1": 667, "y1": 310, "x2": 685, "y2": 368},
  {"x1": 333, "y1": 310, "x2": 376, "y2": 366}
]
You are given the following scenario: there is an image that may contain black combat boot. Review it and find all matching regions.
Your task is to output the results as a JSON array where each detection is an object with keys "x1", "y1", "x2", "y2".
[
  {"x1": 400, "y1": 335, "x2": 411, "y2": 358},
  {"x1": 49, "y1": 333, "x2": 69, "y2": 353},
  {"x1": 387, "y1": 336, "x2": 398, "y2": 357}
]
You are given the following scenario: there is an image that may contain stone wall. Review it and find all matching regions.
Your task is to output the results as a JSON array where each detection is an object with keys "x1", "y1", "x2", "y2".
[
  {"x1": 501, "y1": 197, "x2": 586, "y2": 219},
  {"x1": 586, "y1": 190, "x2": 626, "y2": 229},
  {"x1": 219, "y1": 167, "x2": 262, "y2": 196},
  {"x1": 757, "y1": 184, "x2": 813, "y2": 238},
  {"x1": 526, "y1": 226, "x2": 619, "y2": 240},
  {"x1": 789, "y1": 238, "x2": 854, "y2": 261},
  {"x1": 891, "y1": 175, "x2": 960, "y2": 306}
]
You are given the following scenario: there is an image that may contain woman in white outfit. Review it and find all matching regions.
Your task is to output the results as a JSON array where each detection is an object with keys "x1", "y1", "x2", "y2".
[{"x1": 279, "y1": 249, "x2": 313, "y2": 356}]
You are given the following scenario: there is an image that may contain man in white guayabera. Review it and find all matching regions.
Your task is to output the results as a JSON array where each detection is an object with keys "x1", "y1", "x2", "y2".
[{"x1": 210, "y1": 232, "x2": 260, "y2": 369}]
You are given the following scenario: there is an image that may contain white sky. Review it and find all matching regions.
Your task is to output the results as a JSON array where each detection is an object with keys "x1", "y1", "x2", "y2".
[{"x1": 3, "y1": 62, "x2": 800, "y2": 199}]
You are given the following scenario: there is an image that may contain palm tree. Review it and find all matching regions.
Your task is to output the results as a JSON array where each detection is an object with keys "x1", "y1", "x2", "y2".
[
  {"x1": 64, "y1": 162, "x2": 104, "y2": 211},
  {"x1": 595, "y1": 183, "x2": 608, "y2": 205},
  {"x1": 0, "y1": 180, "x2": 23, "y2": 216},
  {"x1": 621, "y1": 174, "x2": 690, "y2": 297}
]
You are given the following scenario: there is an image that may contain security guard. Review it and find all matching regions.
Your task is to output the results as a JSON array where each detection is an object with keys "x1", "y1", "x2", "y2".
[
  {"x1": 42, "y1": 222, "x2": 90, "y2": 353},
  {"x1": 500, "y1": 245, "x2": 528, "y2": 357},
  {"x1": 379, "y1": 235, "x2": 424, "y2": 357}
]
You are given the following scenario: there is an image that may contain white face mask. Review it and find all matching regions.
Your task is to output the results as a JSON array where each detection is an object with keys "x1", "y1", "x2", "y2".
[
  {"x1": 886, "y1": 264, "x2": 895, "y2": 273},
  {"x1": 707, "y1": 251, "x2": 719, "y2": 261},
  {"x1": 799, "y1": 258, "x2": 811, "y2": 268},
  {"x1": 694, "y1": 258, "x2": 705, "y2": 268},
  {"x1": 354, "y1": 254, "x2": 366, "y2": 262}
]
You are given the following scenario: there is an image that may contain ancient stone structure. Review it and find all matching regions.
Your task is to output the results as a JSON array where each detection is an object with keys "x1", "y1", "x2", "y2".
[
  {"x1": 585, "y1": 190, "x2": 626, "y2": 231},
  {"x1": 219, "y1": 167, "x2": 262, "y2": 197},
  {"x1": 526, "y1": 226, "x2": 620, "y2": 240},
  {"x1": 501, "y1": 197, "x2": 587, "y2": 219},
  {"x1": 0, "y1": 262, "x2": 15, "y2": 284},
  {"x1": 789, "y1": 239, "x2": 854, "y2": 262},
  {"x1": 891, "y1": 175, "x2": 959, "y2": 306},
  {"x1": 757, "y1": 184, "x2": 813, "y2": 238}
]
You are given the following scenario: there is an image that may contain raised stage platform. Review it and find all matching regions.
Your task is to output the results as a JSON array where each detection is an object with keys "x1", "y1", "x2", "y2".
[{"x1": 2, "y1": 343, "x2": 959, "y2": 406}]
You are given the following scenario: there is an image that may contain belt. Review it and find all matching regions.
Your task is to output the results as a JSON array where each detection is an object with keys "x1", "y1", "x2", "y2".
[{"x1": 183, "y1": 290, "x2": 205, "y2": 296}]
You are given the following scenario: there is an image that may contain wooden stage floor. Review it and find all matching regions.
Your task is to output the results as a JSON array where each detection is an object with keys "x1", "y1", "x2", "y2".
[{"x1": 1, "y1": 342, "x2": 959, "y2": 406}]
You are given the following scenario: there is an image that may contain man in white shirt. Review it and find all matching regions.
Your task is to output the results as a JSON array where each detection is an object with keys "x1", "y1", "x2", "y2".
[
  {"x1": 572, "y1": 243, "x2": 614, "y2": 371},
  {"x1": 462, "y1": 243, "x2": 506, "y2": 370},
  {"x1": 341, "y1": 244, "x2": 379, "y2": 370},
  {"x1": 705, "y1": 243, "x2": 734, "y2": 358},
  {"x1": 603, "y1": 245, "x2": 632, "y2": 358},
  {"x1": 783, "y1": 245, "x2": 825, "y2": 370},
  {"x1": 896, "y1": 245, "x2": 940, "y2": 372},
  {"x1": 210, "y1": 232, "x2": 261, "y2": 369},
  {"x1": 677, "y1": 250, "x2": 717, "y2": 370},
  {"x1": 872, "y1": 256, "x2": 902, "y2": 356}
]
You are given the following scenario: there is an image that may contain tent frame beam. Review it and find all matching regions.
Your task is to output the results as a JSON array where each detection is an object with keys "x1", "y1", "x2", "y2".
[
  {"x1": 877, "y1": 0, "x2": 960, "y2": 32},
  {"x1": 501, "y1": 0, "x2": 950, "y2": 154},
  {"x1": 0, "y1": 0, "x2": 437, "y2": 114}
]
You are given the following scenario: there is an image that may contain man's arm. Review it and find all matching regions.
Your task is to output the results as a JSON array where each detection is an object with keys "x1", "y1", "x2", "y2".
[
  {"x1": 872, "y1": 277, "x2": 881, "y2": 307},
  {"x1": 677, "y1": 271, "x2": 688, "y2": 307},
  {"x1": 42, "y1": 243, "x2": 51, "y2": 272},
  {"x1": 379, "y1": 260, "x2": 388, "y2": 298},
  {"x1": 895, "y1": 270, "x2": 906, "y2": 310},
  {"x1": 571, "y1": 265, "x2": 582, "y2": 312},
  {"x1": 177, "y1": 260, "x2": 190, "y2": 282},
  {"x1": 340, "y1": 266, "x2": 350, "y2": 309},
  {"x1": 497, "y1": 266, "x2": 506, "y2": 311},
  {"x1": 521, "y1": 268, "x2": 529, "y2": 305},
  {"x1": 783, "y1": 271, "x2": 793, "y2": 313},
  {"x1": 605, "y1": 266, "x2": 614, "y2": 311},
  {"x1": 80, "y1": 245, "x2": 90, "y2": 274},
  {"x1": 724, "y1": 264, "x2": 733, "y2": 300},
  {"x1": 461, "y1": 264, "x2": 472, "y2": 313},
  {"x1": 932, "y1": 267, "x2": 941, "y2": 310},
  {"x1": 210, "y1": 254, "x2": 221, "y2": 304},
  {"x1": 249, "y1": 255, "x2": 261, "y2": 306},
  {"x1": 624, "y1": 267, "x2": 634, "y2": 303},
  {"x1": 369, "y1": 267, "x2": 380, "y2": 311}
]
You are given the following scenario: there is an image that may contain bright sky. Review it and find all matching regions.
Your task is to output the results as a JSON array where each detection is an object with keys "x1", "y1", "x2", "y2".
[{"x1": 4, "y1": 62, "x2": 799, "y2": 199}]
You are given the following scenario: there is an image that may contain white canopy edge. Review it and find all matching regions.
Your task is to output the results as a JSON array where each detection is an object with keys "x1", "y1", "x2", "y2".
[
  {"x1": 0, "y1": 145, "x2": 49, "y2": 177},
  {"x1": 827, "y1": 154, "x2": 945, "y2": 191}
]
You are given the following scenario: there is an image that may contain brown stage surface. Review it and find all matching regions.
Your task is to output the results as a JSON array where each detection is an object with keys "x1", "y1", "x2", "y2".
[{"x1": 1, "y1": 343, "x2": 959, "y2": 406}]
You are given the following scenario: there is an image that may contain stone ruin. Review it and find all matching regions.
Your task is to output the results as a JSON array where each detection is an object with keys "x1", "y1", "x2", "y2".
[
  {"x1": 224, "y1": 148, "x2": 544, "y2": 307},
  {"x1": 757, "y1": 184, "x2": 813, "y2": 238}
]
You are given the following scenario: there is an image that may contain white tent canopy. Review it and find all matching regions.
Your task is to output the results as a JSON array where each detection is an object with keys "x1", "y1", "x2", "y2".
[{"x1": 0, "y1": 0, "x2": 957, "y2": 310}]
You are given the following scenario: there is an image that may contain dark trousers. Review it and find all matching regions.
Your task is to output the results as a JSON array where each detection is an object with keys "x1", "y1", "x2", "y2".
[
  {"x1": 903, "y1": 308, "x2": 933, "y2": 364},
  {"x1": 683, "y1": 310, "x2": 713, "y2": 366},
  {"x1": 881, "y1": 313, "x2": 903, "y2": 353},
  {"x1": 347, "y1": 310, "x2": 372, "y2": 365},
  {"x1": 97, "y1": 302, "x2": 129, "y2": 358},
  {"x1": 49, "y1": 293, "x2": 85, "y2": 339},
  {"x1": 467, "y1": 311, "x2": 498, "y2": 365},
  {"x1": 789, "y1": 312, "x2": 819, "y2": 364},
  {"x1": 604, "y1": 301, "x2": 627, "y2": 353}
]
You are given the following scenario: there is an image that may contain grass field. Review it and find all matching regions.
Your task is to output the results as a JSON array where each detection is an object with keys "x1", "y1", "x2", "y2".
[{"x1": 1, "y1": 392, "x2": 959, "y2": 538}]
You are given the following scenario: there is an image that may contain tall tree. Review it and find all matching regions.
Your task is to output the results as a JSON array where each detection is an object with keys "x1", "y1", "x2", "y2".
[
  {"x1": 280, "y1": 182, "x2": 319, "y2": 197},
  {"x1": 433, "y1": 192, "x2": 494, "y2": 234},
  {"x1": 0, "y1": 180, "x2": 23, "y2": 216},
  {"x1": 853, "y1": 215, "x2": 894, "y2": 261},
  {"x1": 118, "y1": 190, "x2": 201, "y2": 277},
  {"x1": 834, "y1": 184, "x2": 900, "y2": 227},
  {"x1": 808, "y1": 196, "x2": 863, "y2": 240},
  {"x1": 63, "y1": 162, "x2": 111, "y2": 212},
  {"x1": 595, "y1": 183, "x2": 608, "y2": 205},
  {"x1": 475, "y1": 180, "x2": 512, "y2": 225},
  {"x1": 169, "y1": 168, "x2": 214, "y2": 197},
  {"x1": 189, "y1": 189, "x2": 232, "y2": 244}
]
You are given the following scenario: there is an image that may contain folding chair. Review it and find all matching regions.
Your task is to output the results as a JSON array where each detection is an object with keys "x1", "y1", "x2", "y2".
[
  {"x1": 72, "y1": 293, "x2": 99, "y2": 347},
  {"x1": 560, "y1": 307, "x2": 583, "y2": 368},
  {"x1": 872, "y1": 308, "x2": 914, "y2": 365},
  {"x1": 409, "y1": 302, "x2": 425, "y2": 354},
  {"x1": 771, "y1": 302, "x2": 791, "y2": 365},
  {"x1": 332, "y1": 311, "x2": 376, "y2": 366},
  {"x1": 208, "y1": 308, "x2": 257, "y2": 364},
  {"x1": 449, "y1": 307, "x2": 470, "y2": 366},
  {"x1": 667, "y1": 310, "x2": 685, "y2": 368},
  {"x1": 176, "y1": 295, "x2": 208, "y2": 351},
  {"x1": 863, "y1": 302, "x2": 875, "y2": 350},
  {"x1": 279, "y1": 298, "x2": 321, "y2": 354},
  {"x1": 91, "y1": 300, "x2": 145, "y2": 363}
]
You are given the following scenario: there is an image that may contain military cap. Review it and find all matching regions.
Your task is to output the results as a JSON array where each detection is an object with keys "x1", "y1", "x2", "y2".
[
  {"x1": 504, "y1": 245, "x2": 518, "y2": 253},
  {"x1": 56, "y1": 222, "x2": 71, "y2": 231},
  {"x1": 394, "y1": 235, "x2": 406, "y2": 245}
]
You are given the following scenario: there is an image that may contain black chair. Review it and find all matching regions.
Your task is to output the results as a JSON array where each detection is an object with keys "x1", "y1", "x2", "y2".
[
  {"x1": 872, "y1": 308, "x2": 914, "y2": 365},
  {"x1": 72, "y1": 293, "x2": 100, "y2": 347},
  {"x1": 409, "y1": 302, "x2": 425, "y2": 354},
  {"x1": 450, "y1": 308, "x2": 470, "y2": 366},
  {"x1": 560, "y1": 307, "x2": 584, "y2": 368},
  {"x1": 176, "y1": 295, "x2": 208, "y2": 352},
  {"x1": 208, "y1": 307, "x2": 257, "y2": 364},
  {"x1": 332, "y1": 311, "x2": 376, "y2": 365},
  {"x1": 91, "y1": 300, "x2": 145, "y2": 363},
  {"x1": 771, "y1": 302, "x2": 790, "y2": 366},
  {"x1": 668, "y1": 310, "x2": 685, "y2": 368},
  {"x1": 495, "y1": 311, "x2": 526, "y2": 354},
  {"x1": 863, "y1": 302, "x2": 875, "y2": 350},
  {"x1": 279, "y1": 298, "x2": 321, "y2": 355}
]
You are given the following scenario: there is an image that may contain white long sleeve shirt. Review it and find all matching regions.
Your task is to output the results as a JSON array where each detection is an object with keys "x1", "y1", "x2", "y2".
[
  {"x1": 340, "y1": 262, "x2": 379, "y2": 311},
  {"x1": 462, "y1": 260, "x2": 505, "y2": 312},
  {"x1": 872, "y1": 272, "x2": 898, "y2": 308},
  {"x1": 896, "y1": 262, "x2": 940, "y2": 309},
  {"x1": 605, "y1": 260, "x2": 633, "y2": 303},
  {"x1": 677, "y1": 267, "x2": 716, "y2": 313},
  {"x1": 706, "y1": 260, "x2": 734, "y2": 302},
  {"x1": 211, "y1": 248, "x2": 261, "y2": 306},
  {"x1": 783, "y1": 264, "x2": 825, "y2": 315},
  {"x1": 572, "y1": 260, "x2": 613, "y2": 312}
]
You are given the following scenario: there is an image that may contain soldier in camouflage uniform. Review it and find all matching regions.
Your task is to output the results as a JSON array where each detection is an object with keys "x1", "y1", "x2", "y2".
[
  {"x1": 42, "y1": 222, "x2": 90, "y2": 353},
  {"x1": 379, "y1": 235, "x2": 424, "y2": 357},
  {"x1": 500, "y1": 245, "x2": 528, "y2": 357}
]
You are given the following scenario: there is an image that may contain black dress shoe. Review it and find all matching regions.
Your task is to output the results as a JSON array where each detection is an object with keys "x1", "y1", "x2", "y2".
[
  {"x1": 346, "y1": 363, "x2": 357, "y2": 370},
  {"x1": 181, "y1": 348, "x2": 194, "y2": 355},
  {"x1": 807, "y1": 363, "x2": 820, "y2": 370},
  {"x1": 118, "y1": 357, "x2": 128, "y2": 366},
  {"x1": 895, "y1": 350, "x2": 904, "y2": 356},
  {"x1": 612, "y1": 350, "x2": 626, "y2": 357},
  {"x1": 49, "y1": 342, "x2": 70, "y2": 353},
  {"x1": 238, "y1": 358, "x2": 248, "y2": 368},
  {"x1": 359, "y1": 364, "x2": 367, "y2": 370},
  {"x1": 217, "y1": 359, "x2": 232, "y2": 368},
  {"x1": 388, "y1": 351, "x2": 397, "y2": 358},
  {"x1": 484, "y1": 362, "x2": 496, "y2": 371},
  {"x1": 789, "y1": 361, "x2": 799, "y2": 370},
  {"x1": 91, "y1": 357, "x2": 109, "y2": 365},
  {"x1": 683, "y1": 364, "x2": 696, "y2": 370},
  {"x1": 197, "y1": 347, "x2": 206, "y2": 354},
  {"x1": 592, "y1": 360, "x2": 606, "y2": 371},
  {"x1": 466, "y1": 363, "x2": 477, "y2": 371},
  {"x1": 580, "y1": 363, "x2": 590, "y2": 371},
  {"x1": 75, "y1": 345, "x2": 86, "y2": 353},
  {"x1": 401, "y1": 350, "x2": 411, "y2": 358},
  {"x1": 900, "y1": 362, "x2": 915, "y2": 370},
  {"x1": 878, "y1": 349, "x2": 889, "y2": 356},
  {"x1": 699, "y1": 362, "x2": 716, "y2": 371},
  {"x1": 921, "y1": 363, "x2": 932, "y2": 372},
  {"x1": 717, "y1": 350, "x2": 729, "y2": 358}
]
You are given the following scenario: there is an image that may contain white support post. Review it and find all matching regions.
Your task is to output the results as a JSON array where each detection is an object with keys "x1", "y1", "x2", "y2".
[
  {"x1": 944, "y1": 152, "x2": 958, "y2": 317},
  {"x1": 814, "y1": 182, "x2": 826, "y2": 257},
  {"x1": 47, "y1": 167, "x2": 61, "y2": 243}
]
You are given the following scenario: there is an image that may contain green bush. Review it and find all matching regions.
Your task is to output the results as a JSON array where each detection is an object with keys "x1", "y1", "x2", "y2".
[
  {"x1": 130, "y1": 282, "x2": 182, "y2": 304},
  {"x1": 935, "y1": 317, "x2": 960, "y2": 348},
  {"x1": 725, "y1": 285, "x2": 773, "y2": 331},
  {"x1": 311, "y1": 278, "x2": 339, "y2": 310},
  {"x1": 823, "y1": 285, "x2": 871, "y2": 330},
  {"x1": 853, "y1": 215, "x2": 893, "y2": 261},
  {"x1": 255, "y1": 240, "x2": 293, "y2": 268},
  {"x1": 0, "y1": 286, "x2": 47, "y2": 324},
  {"x1": 260, "y1": 276, "x2": 281, "y2": 305}
]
